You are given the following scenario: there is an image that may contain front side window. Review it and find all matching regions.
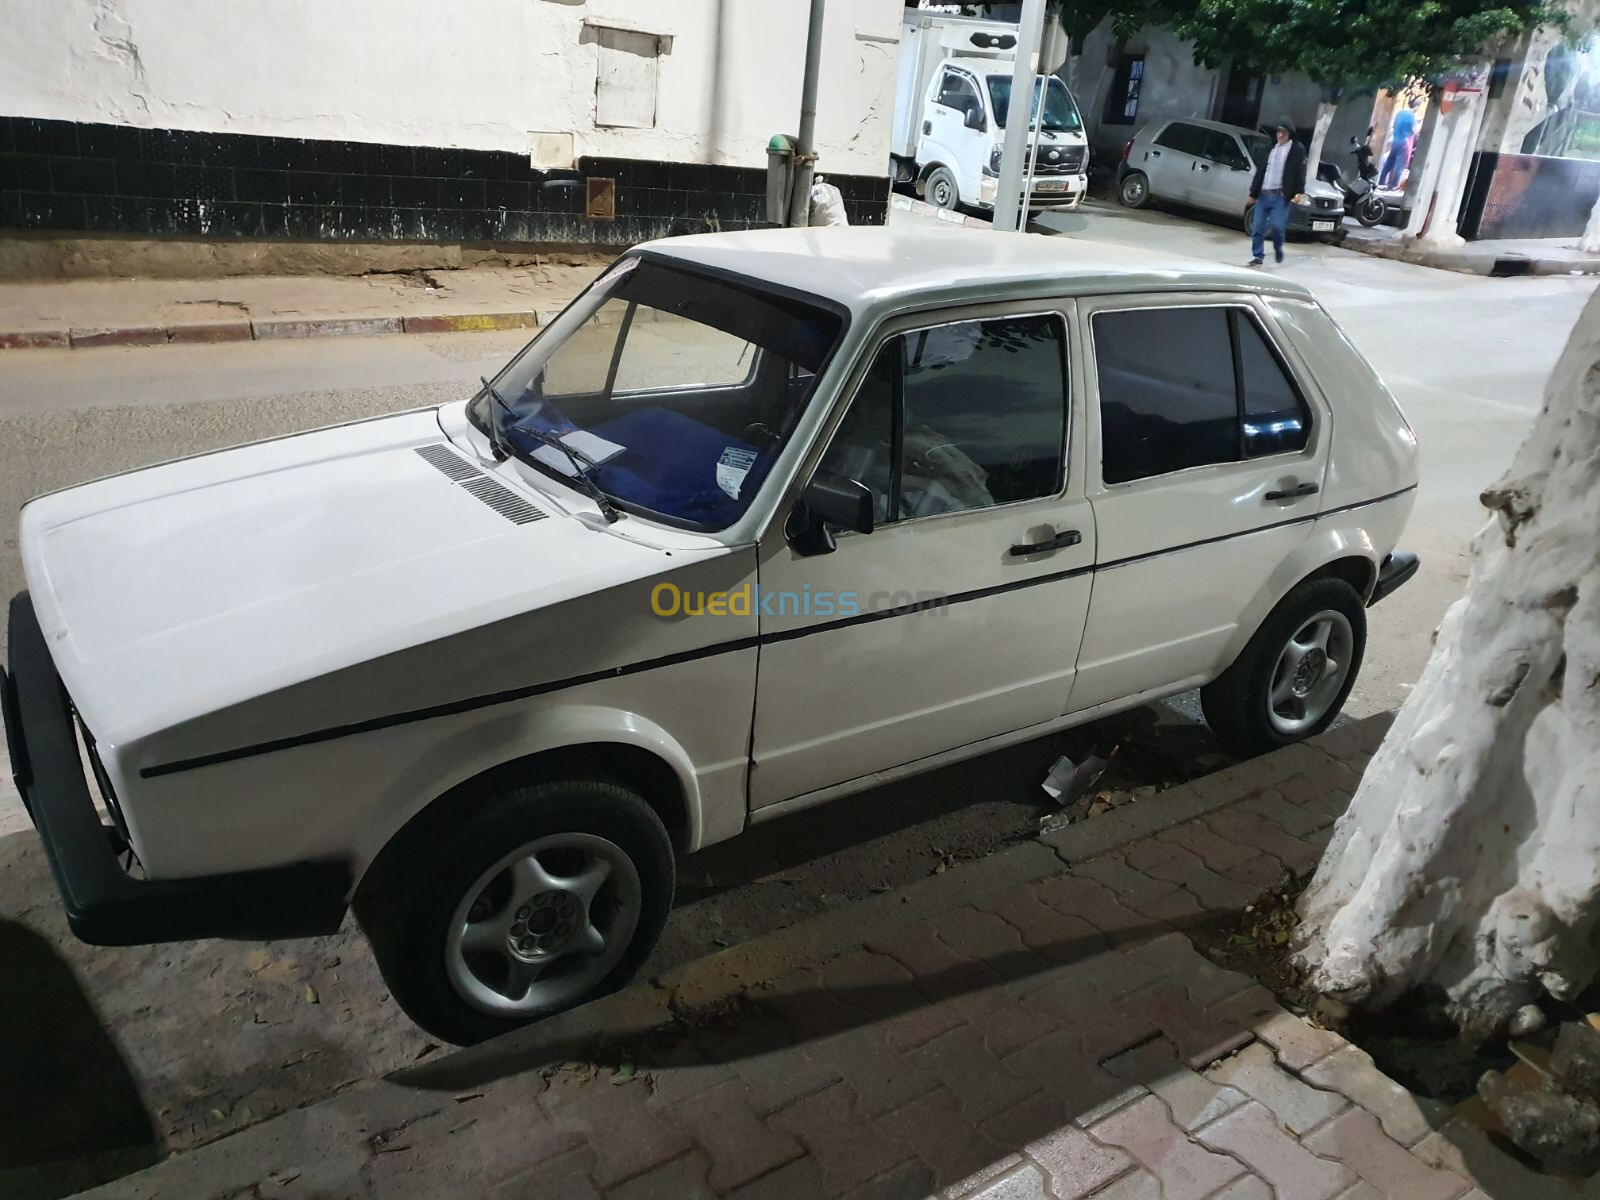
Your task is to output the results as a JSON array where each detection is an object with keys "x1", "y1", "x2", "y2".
[
  {"x1": 1093, "y1": 305, "x2": 1311, "y2": 485},
  {"x1": 937, "y1": 70, "x2": 982, "y2": 112},
  {"x1": 1202, "y1": 130, "x2": 1250, "y2": 170},
  {"x1": 469, "y1": 258, "x2": 844, "y2": 529},
  {"x1": 818, "y1": 314, "x2": 1068, "y2": 522},
  {"x1": 988, "y1": 76, "x2": 1083, "y2": 132}
]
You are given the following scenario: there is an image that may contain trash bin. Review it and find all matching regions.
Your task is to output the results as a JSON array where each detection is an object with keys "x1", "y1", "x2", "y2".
[{"x1": 766, "y1": 134, "x2": 797, "y2": 226}]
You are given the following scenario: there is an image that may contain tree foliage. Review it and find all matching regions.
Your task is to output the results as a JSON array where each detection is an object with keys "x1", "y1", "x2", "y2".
[{"x1": 1167, "y1": 0, "x2": 1564, "y2": 97}]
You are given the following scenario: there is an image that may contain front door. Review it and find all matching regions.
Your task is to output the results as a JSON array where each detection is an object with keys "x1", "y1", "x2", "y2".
[
  {"x1": 1191, "y1": 129, "x2": 1254, "y2": 217},
  {"x1": 749, "y1": 306, "x2": 1095, "y2": 809},
  {"x1": 923, "y1": 66, "x2": 991, "y2": 204},
  {"x1": 1145, "y1": 121, "x2": 1206, "y2": 204},
  {"x1": 1070, "y1": 294, "x2": 1329, "y2": 712}
]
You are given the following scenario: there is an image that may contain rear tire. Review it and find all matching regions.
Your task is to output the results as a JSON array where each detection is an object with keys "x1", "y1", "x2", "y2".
[
  {"x1": 1119, "y1": 171, "x2": 1151, "y2": 208},
  {"x1": 924, "y1": 166, "x2": 960, "y2": 210},
  {"x1": 1356, "y1": 195, "x2": 1387, "y2": 227},
  {"x1": 1202, "y1": 576, "x2": 1367, "y2": 757},
  {"x1": 356, "y1": 778, "x2": 674, "y2": 1045}
]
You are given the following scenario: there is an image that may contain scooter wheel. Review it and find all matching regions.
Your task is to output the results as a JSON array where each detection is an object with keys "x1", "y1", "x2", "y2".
[{"x1": 1356, "y1": 196, "x2": 1387, "y2": 227}]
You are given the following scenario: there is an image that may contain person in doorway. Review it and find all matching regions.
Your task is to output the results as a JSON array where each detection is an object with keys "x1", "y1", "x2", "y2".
[
  {"x1": 1248, "y1": 120, "x2": 1306, "y2": 266},
  {"x1": 1379, "y1": 101, "x2": 1418, "y2": 188}
]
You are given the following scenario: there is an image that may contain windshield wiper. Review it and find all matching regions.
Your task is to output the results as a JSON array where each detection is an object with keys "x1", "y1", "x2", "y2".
[{"x1": 479, "y1": 376, "x2": 621, "y2": 524}]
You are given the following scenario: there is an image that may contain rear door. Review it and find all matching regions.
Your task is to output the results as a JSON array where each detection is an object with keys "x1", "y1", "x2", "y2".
[
  {"x1": 1069, "y1": 294, "x2": 1329, "y2": 712},
  {"x1": 1141, "y1": 121, "x2": 1206, "y2": 203}
]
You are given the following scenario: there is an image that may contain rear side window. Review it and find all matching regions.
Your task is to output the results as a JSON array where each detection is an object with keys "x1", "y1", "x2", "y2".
[
  {"x1": 1093, "y1": 306, "x2": 1310, "y2": 485},
  {"x1": 818, "y1": 314, "x2": 1068, "y2": 522},
  {"x1": 1154, "y1": 122, "x2": 1205, "y2": 155}
]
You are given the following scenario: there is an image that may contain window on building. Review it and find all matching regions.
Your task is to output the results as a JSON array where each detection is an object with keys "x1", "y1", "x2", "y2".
[
  {"x1": 1102, "y1": 54, "x2": 1145, "y2": 126},
  {"x1": 1220, "y1": 65, "x2": 1265, "y2": 131},
  {"x1": 595, "y1": 27, "x2": 662, "y2": 129},
  {"x1": 1093, "y1": 306, "x2": 1311, "y2": 485},
  {"x1": 818, "y1": 315, "x2": 1068, "y2": 522}
]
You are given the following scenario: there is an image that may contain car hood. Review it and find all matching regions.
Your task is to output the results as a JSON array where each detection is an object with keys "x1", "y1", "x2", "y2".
[{"x1": 19, "y1": 410, "x2": 681, "y2": 744}]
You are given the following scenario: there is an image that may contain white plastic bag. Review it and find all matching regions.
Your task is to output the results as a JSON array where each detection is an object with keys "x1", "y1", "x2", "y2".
[{"x1": 809, "y1": 177, "x2": 849, "y2": 227}]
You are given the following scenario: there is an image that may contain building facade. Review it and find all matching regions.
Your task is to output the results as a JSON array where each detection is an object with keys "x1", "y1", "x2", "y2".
[{"x1": 0, "y1": 0, "x2": 901, "y2": 252}]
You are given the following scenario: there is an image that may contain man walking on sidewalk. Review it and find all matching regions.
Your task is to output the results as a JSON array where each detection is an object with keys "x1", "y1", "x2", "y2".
[{"x1": 1248, "y1": 119, "x2": 1306, "y2": 266}]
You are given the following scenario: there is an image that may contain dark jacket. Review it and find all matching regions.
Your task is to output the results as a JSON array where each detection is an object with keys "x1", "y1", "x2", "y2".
[{"x1": 1250, "y1": 140, "x2": 1306, "y2": 199}]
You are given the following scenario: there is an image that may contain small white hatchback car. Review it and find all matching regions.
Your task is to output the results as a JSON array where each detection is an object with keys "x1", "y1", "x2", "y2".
[{"x1": 3, "y1": 226, "x2": 1418, "y2": 1043}]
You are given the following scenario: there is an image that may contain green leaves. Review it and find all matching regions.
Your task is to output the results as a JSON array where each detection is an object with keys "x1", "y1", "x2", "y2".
[{"x1": 1160, "y1": 0, "x2": 1563, "y2": 95}]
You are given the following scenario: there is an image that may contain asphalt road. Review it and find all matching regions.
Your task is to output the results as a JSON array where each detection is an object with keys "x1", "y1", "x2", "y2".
[{"x1": 0, "y1": 212, "x2": 1590, "y2": 1193}]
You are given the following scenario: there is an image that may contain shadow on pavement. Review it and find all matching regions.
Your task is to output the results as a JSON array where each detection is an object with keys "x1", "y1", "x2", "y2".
[{"x1": 0, "y1": 919, "x2": 161, "y2": 1199}]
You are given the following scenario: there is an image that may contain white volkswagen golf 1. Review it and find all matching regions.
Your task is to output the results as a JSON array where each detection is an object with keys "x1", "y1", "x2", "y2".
[{"x1": 3, "y1": 226, "x2": 1418, "y2": 1043}]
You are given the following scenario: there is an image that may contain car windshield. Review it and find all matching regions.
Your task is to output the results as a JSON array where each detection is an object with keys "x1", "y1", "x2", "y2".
[
  {"x1": 467, "y1": 257, "x2": 844, "y2": 530},
  {"x1": 1243, "y1": 133, "x2": 1274, "y2": 167},
  {"x1": 987, "y1": 75, "x2": 1082, "y2": 132}
]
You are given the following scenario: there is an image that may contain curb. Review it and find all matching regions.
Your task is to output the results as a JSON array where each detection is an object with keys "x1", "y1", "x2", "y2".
[
  {"x1": 1341, "y1": 234, "x2": 1600, "y2": 277},
  {"x1": 0, "y1": 309, "x2": 544, "y2": 351}
]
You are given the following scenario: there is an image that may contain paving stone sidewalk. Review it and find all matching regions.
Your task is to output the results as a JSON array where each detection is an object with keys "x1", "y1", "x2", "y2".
[{"x1": 83, "y1": 715, "x2": 1579, "y2": 1200}]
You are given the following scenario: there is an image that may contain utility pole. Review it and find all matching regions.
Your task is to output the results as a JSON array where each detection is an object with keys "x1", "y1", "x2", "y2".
[
  {"x1": 991, "y1": 0, "x2": 1048, "y2": 234},
  {"x1": 788, "y1": 0, "x2": 827, "y2": 227}
]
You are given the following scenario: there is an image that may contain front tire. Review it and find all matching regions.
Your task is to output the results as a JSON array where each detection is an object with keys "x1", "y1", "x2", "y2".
[
  {"x1": 357, "y1": 778, "x2": 674, "y2": 1045},
  {"x1": 924, "y1": 166, "x2": 960, "y2": 210},
  {"x1": 1119, "y1": 171, "x2": 1151, "y2": 208},
  {"x1": 1242, "y1": 203, "x2": 1256, "y2": 235},
  {"x1": 1202, "y1": 576, "x2": 1367, "y2": 757}
]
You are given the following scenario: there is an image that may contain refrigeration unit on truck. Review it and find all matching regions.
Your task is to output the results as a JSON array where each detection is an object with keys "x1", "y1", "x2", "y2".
[{"x1": 892, "y1": 9, "x2": 1089, "y2": 214}]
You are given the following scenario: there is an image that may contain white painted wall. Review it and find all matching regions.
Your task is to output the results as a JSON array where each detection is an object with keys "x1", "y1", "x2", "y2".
[{"x1": 0, "y1": 0, "x2": 902, "y2": 175}]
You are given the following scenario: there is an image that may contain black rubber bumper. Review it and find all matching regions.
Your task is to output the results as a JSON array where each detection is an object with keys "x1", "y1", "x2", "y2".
[
  {"x1": 1370, "y1": 552, "x2": 1420, "y2": 606},
  {"x1": 3, "y1": 591, "x2": 351, "y2": 946}
]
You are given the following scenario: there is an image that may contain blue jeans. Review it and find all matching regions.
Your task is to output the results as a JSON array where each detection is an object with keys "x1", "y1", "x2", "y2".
[
  {"x1": 1251, "y1": 191, "x2": 1288, "y2": 260},
  {"x1": 1379, "y1": 139, "x2": 1410, "y2": 188}
]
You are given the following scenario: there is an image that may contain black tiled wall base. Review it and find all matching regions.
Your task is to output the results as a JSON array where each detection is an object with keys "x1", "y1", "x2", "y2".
[{"x1": 0, "y1": 117, "x2": 890, "y2": 246}]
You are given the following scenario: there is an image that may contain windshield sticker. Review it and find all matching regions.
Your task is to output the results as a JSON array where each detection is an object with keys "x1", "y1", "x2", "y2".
[{"x1": 716, "y1": 446, "x2": 758, "y2": 499}]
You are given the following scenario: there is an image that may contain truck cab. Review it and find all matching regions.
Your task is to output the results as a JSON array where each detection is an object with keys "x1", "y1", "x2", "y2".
[{"x1": 893, "y1": 13, "x2": 1090, "y2": 215}]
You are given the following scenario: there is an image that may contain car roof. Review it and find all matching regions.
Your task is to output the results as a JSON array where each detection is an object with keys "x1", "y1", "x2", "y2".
[
  {"x1": 637, "y1": 225, "x2": 1313, "y2": 322},
  {"x1": 1146, "y1": 117, "x2": 1266, "y2": 140}
]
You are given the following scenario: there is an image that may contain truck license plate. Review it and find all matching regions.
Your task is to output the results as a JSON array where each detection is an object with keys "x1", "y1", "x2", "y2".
[
  {"x1": 1312, "y1": 219, "x2": 1335, "y2": 231},
  {"x1": 1034, "y1": 179, "x2": 1068, "y2": 193}
]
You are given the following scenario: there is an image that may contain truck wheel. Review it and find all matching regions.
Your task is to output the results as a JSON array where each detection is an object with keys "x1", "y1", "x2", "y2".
[
  {"x1": 924, "y1": 166, "x2": 960, "y2": 210},
  {"x1": 1119, "y1": 171, "x2": 1150, "y2": 208},
  {"x1": 357, "y1": 778, "x2": 674, "y2": 1045},
  {"x1": 1201, "y1": 576, "x2": 1366, "y2": 758}
]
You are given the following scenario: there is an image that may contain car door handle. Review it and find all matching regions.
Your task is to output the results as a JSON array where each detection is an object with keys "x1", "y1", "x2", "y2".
[
  {"x1": 1264, "y1": 482, "x2": 1320, "y2": 501},
  {"x1": 1198, "y1": 162, "x2": 1210, "y2": 171},
  {"x1": 1150, "y1": 149, "x2": 1161, "y2": 156},
  {"x1": 1010, "y1": 529, "x2": 1082, "y2": 556}
]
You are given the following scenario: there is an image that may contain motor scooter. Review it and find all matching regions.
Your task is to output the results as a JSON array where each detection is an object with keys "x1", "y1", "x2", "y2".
[{"x1": 1317, "y1": 136, "x2": 1388, "y2": 227}]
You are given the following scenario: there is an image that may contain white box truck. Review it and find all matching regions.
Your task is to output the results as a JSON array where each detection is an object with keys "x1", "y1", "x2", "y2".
[{"x1": 892, "y1": 10, "x2": 1090, "y2": 214}]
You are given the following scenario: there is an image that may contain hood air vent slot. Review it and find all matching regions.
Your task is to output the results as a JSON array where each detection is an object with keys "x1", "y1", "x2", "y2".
[{"x1": 415, "y1": 444, "x2": 549, "y2": 525}]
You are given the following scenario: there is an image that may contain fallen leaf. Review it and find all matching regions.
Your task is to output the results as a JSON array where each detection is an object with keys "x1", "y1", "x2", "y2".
[
  {"x1": 303, "y1": 984, "x2": 319, "y2": 1004},
  {"x1": 453, "y1": 1091, "x2": 484, "y2": 1104},
  {"x1": 610, "y1": 1062, "x2": 637, "y2": 1085}
]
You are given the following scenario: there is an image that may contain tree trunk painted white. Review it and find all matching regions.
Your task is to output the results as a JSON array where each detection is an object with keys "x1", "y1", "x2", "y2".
[
  {"x1": 1297, "y1": 291, "x2": 1600, "y2": 1040},
  {"x1": 1305, "y1": 100, "x2": 1338, "y2": 192},
  {"x1": 1582, "y1": 190, "x2": 1600, "y2": 254}
]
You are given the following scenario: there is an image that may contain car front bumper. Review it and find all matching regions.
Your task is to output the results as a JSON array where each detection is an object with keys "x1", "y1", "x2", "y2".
[
  {"x1": 3, "y1": 590, "x2": 351, "y2": 946},
  {"x1": 1288, "y1": 203, "x2": 1346, "y2": 236},
  {"x1": 1369, "y1": 552, "x2": 1419, "y2": 606},
  {"x1": 980, "y1": 173, "x2": 1088, "y2": 212}
]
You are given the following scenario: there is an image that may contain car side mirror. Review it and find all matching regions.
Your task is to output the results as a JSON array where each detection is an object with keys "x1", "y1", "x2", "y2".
[
  {"x1": 964, "y1": 104, "x2": 987, "y2": 132},
  {"x1": 790, "y1": 471, "x2": 875, "y2": 556}
]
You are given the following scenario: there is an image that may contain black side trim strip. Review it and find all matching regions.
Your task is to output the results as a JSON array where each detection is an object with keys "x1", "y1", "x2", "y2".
[
  {"x1": 140, "y1": 636, "x2": 759, "y2": 779},
  {"x1": 139, "y1": 485, "x2": 1416, "y2": 778}
]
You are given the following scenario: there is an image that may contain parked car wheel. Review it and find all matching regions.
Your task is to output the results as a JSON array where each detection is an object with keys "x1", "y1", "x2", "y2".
[
  {"x1": 356, "y1": 778, "x2": 675, "y2": 1045},
  {"x1": 1201, "y1": 576, "x2": 1367, "y2": 757},
  {"x1": 924, "y1": 166, "x2": 960, "y2": 210},
  {"x1": 1241, "y1": 203, "x2": 1256, "y2": 235},
  {"x1": 1119, "y1": 171, "x2": 1151, "y2": 208},
  {"x1": 1355, "y1": 194, "x2": 1387, "y2": 228}
]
